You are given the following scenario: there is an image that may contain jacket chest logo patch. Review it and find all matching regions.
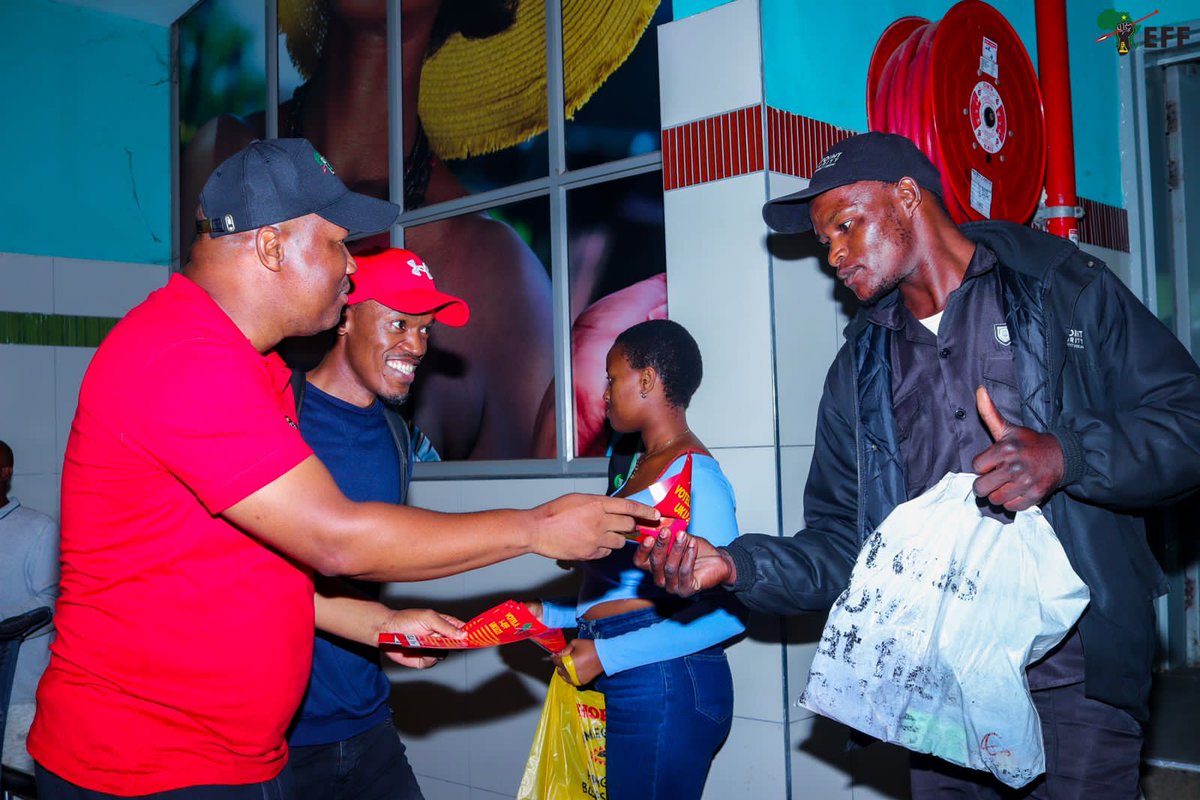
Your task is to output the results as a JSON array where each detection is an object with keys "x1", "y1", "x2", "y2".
[
  {"x1": 1067, "y1": 329, "x2": 1085, "y2": 350},
  {"x1": 993, "y1": 323, "x2": 1011, "y2": 346}
]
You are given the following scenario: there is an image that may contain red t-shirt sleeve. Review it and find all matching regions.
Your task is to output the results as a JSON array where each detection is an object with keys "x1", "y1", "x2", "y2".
[{"x1": 124, "y1": 338, "x2": 313, "y2": 514}]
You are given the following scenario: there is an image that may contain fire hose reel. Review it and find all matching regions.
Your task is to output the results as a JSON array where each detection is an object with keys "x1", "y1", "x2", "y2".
[{"x1": 867, "y1": 0, "x2": 1046, "y2": 225}]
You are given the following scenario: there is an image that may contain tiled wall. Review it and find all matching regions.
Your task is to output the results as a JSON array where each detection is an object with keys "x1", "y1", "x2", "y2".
[{"x1": 0, "y1": 251, "x2": 169, "y2": 520}]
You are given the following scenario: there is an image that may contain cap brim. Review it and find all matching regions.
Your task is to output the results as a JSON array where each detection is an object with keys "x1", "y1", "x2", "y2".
[
  {"x1": 369, "y1": 289, "x2": 471, "y2": 327},
  {"x1": 317, "y1": 190, "x2": 401, "y2": 237},
  {"x1": 762, "y1": 184, "x2": 829, "y2": 233}
]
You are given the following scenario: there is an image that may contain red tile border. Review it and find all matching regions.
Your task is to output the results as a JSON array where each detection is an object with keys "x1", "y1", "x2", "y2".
[{"x1": 661, "y1": 107, "x2": 1129, "y2": 253}]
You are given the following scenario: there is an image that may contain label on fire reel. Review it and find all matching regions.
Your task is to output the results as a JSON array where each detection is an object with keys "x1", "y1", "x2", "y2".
[
  {"x1": 970, "y1": 169, "x2": 994, "y2": 218},
  {"x1": 969, "y1": 81, "x2": 1007, "y2": 154},
  {"x1": 980, "y1": 36, "x2": 999, "y2": 79}
]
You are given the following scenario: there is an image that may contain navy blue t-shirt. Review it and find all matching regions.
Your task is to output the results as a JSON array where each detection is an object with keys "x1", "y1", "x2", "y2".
[{"x1": 288, "y1": 382, "x2": 403, "y2": 746}]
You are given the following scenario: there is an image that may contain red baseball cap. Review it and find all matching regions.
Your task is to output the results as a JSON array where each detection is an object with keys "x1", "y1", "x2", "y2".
[{"x1": 347, "y1": 248, "x2": 470, "y2": 327}]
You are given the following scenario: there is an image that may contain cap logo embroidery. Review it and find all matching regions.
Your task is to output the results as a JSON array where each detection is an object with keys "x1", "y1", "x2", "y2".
[
  {"x1": 313, "y1": 151, "x2": 335, "y2": 175},
  {"x1": 815, "y1": 152, "x2": 842, "y2": 172},
  {"x1": 223, "y1": 214, "x2": 236, "y2": 233},
  {"x1": 407, "y1": 258, "x2": 433, "y2": 280}
]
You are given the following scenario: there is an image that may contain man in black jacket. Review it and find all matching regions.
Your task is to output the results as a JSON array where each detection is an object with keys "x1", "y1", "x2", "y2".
[{"x1": 636, "y1": 132, "x2": 1200, "y2": 798}]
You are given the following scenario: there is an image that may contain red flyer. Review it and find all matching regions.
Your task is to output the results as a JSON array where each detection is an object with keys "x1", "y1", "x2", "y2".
[
  {"x1": 379, "y1": 600, "x2": 566, "y2": 654},
  {"x1": 628, "y1": 453, "x2": 693, "y2": 553}
]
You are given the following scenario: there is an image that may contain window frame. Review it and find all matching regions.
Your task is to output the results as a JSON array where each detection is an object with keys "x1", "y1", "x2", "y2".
[{"x1": 172, "y1": 0, "x2": 665, "y2": 478}]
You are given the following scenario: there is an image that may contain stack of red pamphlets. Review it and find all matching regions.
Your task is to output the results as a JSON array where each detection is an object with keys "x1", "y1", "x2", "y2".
[{"x1": 378, "y1": 600, "x2": 567, "y2": 654}]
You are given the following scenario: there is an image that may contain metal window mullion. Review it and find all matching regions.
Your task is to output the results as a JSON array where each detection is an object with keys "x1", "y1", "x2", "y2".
[
  {"x1": 387, "y1": 0, "x2": 406, "y2": 247},
  {"x1": 265, "y1": 0, "x2": 278, "y2": 139},
  {"x1": 397, "y1": 177, "x2": 553, "y2": 226},
  {"x1": 558, "y1": 151, "x2": 663, "y2": 190},
  {"x1": 546, "y1": 0, "x2": 573, "y2": 469}
]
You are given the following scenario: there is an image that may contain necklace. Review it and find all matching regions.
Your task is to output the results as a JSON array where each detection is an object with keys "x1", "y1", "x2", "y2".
[
  {"x1": 627, "y1": 428, "x2": 691, "y2": 483},
  {"x1": 287, "y1": 81, "x2": 434, "y2": 211}
]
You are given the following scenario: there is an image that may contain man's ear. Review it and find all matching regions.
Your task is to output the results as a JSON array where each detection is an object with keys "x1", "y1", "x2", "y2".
[
  {"x1": 336, "y1": 305, "x2": 354, "y2": 337},
  {"x1": 896, "y1": 177, "x2": 923, "y2": 218},
  {"x1": 0, "y1": 465, "x2": 12, "y2": 482},
  {"x1": 256, "y1": 226, "x2": 284, "y2": 273}
]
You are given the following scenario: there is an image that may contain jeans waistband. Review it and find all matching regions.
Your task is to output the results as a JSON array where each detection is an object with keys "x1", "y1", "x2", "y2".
[{"x1": 577, "y1": 605, "x2": 677, "y2": 640}]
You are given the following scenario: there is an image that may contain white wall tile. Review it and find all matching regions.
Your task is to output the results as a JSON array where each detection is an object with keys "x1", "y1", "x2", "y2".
[
  {"x1": 9, "y1": 472, "x2": 59, "y2": 522},
  {"x1": 659, "y1": 0, "x2": 763, "y2": 128},
  {"x1": 703, "y1": 715, "x2": 787, "y2": 799},
  {"x1": 0, "y1": 252, "x2": 54, "y2": 313},
  {"x1": 1078, "y1": 242, "x2": 1132, "y2": 291},
  {"x1": 54, "y1": 346, "x2": 94, "y2": 469},
  {"x1": 666, "y1": 173, "x2": 776, "y2": 449},
  {"x1": 52, "y1": 257, "x2": 167, "y2": 318},
  {"x1": 709, "y1": 444, "x2": 778, "y2": 537},
  {"x1": 407, "y1": 479, "x2": 464, "y2": 512},
  {"x1": 727, "y1": 614, "x2": 785, "y2": 723},
  {"x1": 412, "y1": 776, "x2": 470, "y2": 800},
  {"x1": 788, "y1": 714, "x2": 857, "y2": 799},
  {"x1": 0, "y1": 345, "x2": 58, "y2": 476},
  {"x1": 778, "y1": 444, "x2": 812, "y2": 535}
]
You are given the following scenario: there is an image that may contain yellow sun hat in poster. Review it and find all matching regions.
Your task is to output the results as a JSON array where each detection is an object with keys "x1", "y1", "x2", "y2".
[{"x1": 279, "y1": 0, "x2": 661, "y2": 161}]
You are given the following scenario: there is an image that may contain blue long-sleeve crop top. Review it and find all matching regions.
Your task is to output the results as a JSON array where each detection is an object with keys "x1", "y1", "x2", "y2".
[{"x1": 541, "y1": 452, "x2": 746, "y2": 675}]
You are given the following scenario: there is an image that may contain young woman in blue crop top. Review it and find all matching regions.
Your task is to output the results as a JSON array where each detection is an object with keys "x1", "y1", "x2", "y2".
[{"x1": 528, "y1": 320, "x2": 746, "y2": 799}]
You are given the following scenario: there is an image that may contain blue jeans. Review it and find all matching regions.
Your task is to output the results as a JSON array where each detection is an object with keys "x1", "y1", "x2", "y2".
[
  {"x1": 36, "y1": 764, "x2": 294, "y2": 799},
  {"x1": 289, "y1": 719, "x2": 423, "y2": 800},
  {"x1": 578, "y1": 607, "x2": 733, "y2": 800}
]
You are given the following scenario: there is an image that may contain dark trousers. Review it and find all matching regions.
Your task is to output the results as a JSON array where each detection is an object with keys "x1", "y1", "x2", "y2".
[
  {"x1": 289, "y1": 719, "x2": 423, "y2": 800},
  {"x1": 36, "y1": 764, "x2": 294, "y2": 799},
  {"x1": 910, "y1": 680, "x2": 1144, "y2": 799}
]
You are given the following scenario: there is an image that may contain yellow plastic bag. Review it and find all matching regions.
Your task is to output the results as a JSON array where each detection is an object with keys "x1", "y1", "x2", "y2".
[{"x1": 516, "y1": 672, "x2": 606, "y2": 800}]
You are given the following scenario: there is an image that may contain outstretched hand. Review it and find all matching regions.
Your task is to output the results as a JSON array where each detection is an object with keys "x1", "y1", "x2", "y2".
[
  {"x1": 971, "y1": 386, "x2": 1064, "y2": 511},
  {"x1": 531, "y1": 494, "x2": 659, "y2": 561},
  {"x1": 631, "y1": 527, "x2": 736, "y2": 598}
]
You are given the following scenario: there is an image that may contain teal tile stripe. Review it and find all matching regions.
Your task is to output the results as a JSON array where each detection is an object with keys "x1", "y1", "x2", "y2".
[{"x1": 0, "y1": 311, "x2": 119, "y2": 348}]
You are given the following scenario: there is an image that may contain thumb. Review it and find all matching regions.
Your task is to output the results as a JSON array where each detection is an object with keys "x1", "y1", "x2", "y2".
[
  {"x1": 422, "y1": 610, "x2": 467, "y2": 639},
  {"x1": 975, "y1": 385, "x2": 1009, "y2": 441}
]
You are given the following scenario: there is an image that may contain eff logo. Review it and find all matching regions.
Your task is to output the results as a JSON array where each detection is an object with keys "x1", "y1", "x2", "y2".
[{"x1": 1096, "y1": 9, "x2": 1192, "y2": 55}]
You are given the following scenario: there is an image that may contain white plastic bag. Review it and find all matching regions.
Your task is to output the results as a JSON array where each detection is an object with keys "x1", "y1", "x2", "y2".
[{"x1": 799, "y1": 472, "x2": 1089, "y2": 788}]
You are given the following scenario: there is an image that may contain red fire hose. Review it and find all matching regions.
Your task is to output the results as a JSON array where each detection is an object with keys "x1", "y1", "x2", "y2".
[{"x1": 867, "y1": 0, "x2": 1047, "y2": 226}]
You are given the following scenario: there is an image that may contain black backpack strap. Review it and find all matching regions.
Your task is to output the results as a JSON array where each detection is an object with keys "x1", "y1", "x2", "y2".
[
  {"x1": 289, "y1": 368, "x2": 307, "y2": 420},
  {"x1": 382, "y1": 405, "x2": 414, "y2": 500},
  {"x1": 607, "y1": 432, "x2": 642, "y2": 496}
]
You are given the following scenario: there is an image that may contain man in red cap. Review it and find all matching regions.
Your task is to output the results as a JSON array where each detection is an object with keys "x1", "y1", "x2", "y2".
[{"x1": 286, "y1": 247, "x2": 472, "y2": 800}]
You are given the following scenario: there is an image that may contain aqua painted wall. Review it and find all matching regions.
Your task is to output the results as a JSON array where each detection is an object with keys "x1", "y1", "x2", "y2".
[
  {"x1": 675, "y1": 0, "x2": 736, "y2": 18},
  {"x1": 761, "y1": 0, "x2": 1200, "y2": 208},
  {"x1": 0, "y1": 0, "x2": 171, "y2": 265}
]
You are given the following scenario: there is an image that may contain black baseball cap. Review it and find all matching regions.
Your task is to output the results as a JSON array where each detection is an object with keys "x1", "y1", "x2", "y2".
[
  {"x1": 197, "y1": 138, "x2": 400, "y2": 238},
  {"x1": 762, "y1": 132, "x2": 943, "y2": 233}
]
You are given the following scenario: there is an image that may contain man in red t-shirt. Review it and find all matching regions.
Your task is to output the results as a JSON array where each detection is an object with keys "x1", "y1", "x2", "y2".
[{"x1": 29, "y1": 138, "x2": 654, "y2": 799}]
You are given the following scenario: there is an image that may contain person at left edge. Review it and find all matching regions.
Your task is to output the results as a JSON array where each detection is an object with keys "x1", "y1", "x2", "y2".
[
  {"x1": 28, "y1": 138, "x2": 656, "y2": 799},
  {"x1": 287, "y1": 247, "x2": 470, "y2": 800}
]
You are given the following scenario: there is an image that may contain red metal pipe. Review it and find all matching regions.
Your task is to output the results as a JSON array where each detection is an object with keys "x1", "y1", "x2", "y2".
[{"x1": 1035, "y1": 0, "x2": 1079, "y2": 241}]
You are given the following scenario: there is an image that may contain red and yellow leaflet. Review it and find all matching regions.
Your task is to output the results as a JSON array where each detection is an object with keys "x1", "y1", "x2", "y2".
[{"x1": 379, "y1": 599, "x2": 566, "y2": 654}]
